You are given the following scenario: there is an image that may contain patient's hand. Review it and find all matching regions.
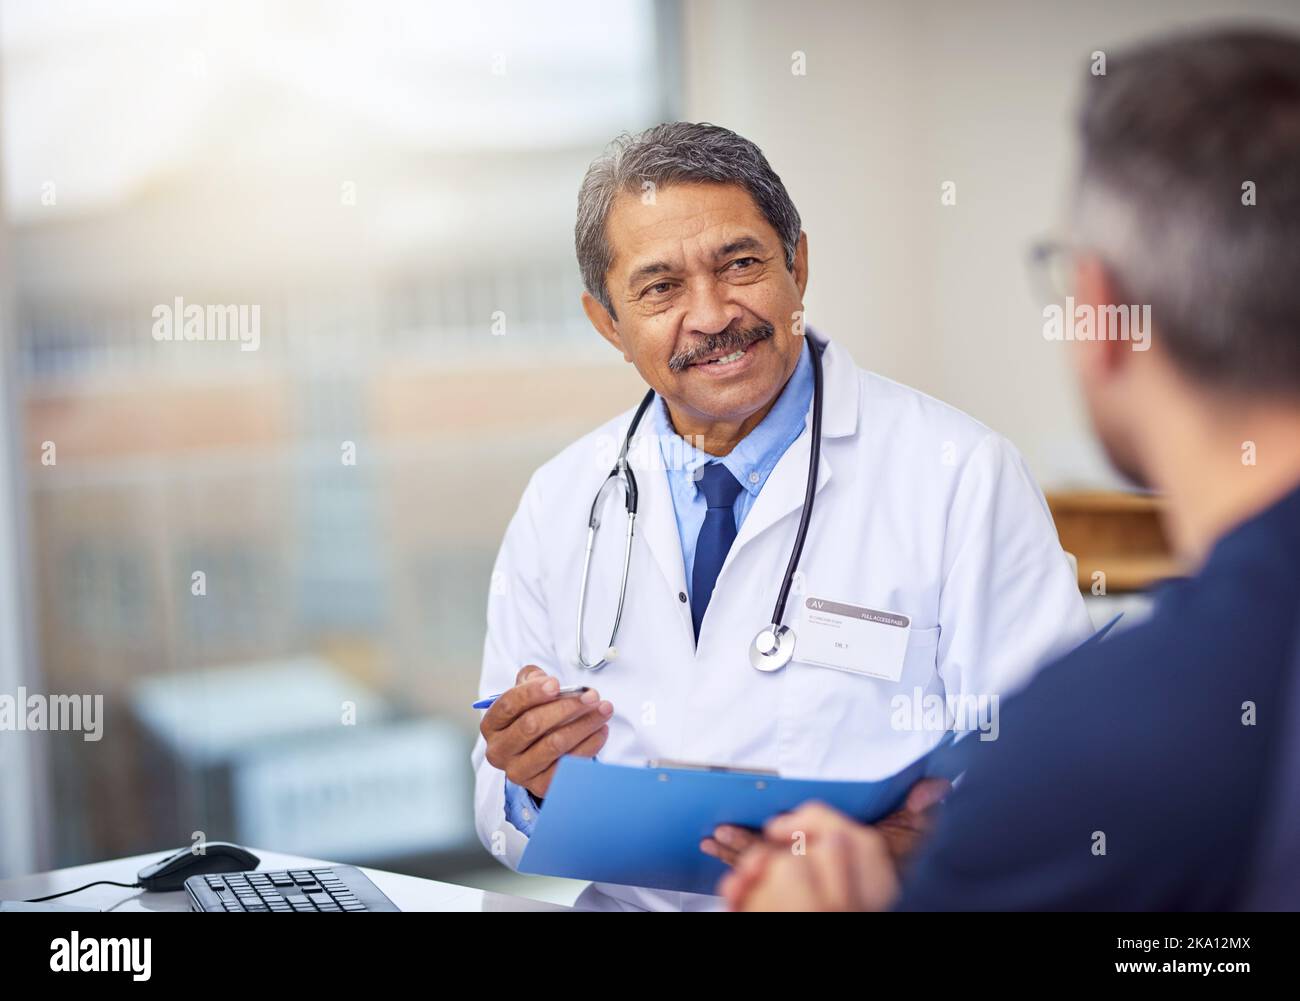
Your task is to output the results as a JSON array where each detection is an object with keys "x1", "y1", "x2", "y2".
[
  {"x1": 722, "y1": 814, "x2": 898, "y2": 911},
  {"x1": 719, "y1": 779, "x2": 950, "y2": 911}
]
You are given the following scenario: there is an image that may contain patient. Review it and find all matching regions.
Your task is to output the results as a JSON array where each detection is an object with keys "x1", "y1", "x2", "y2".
[{"x1": 722, "y1": 27, "x2": 1300, "y2": 911}]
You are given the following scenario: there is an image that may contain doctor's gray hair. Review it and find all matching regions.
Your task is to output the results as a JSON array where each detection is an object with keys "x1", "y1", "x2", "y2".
[
  {"x1": 575, "y1": 122, "x2": 802, "y2": 316},
  {"x1": 1071, "y1": 28, "x2": 1300, "y2": 394}
]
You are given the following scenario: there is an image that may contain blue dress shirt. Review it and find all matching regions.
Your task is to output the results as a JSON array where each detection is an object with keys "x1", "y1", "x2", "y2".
[{"x1": 503, "y1": 338, "x2": 816, "y2": 836}]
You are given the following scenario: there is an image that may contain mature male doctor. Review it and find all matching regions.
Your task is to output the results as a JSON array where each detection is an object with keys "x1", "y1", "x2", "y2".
[{"x1": 472, "y1": 122, "x2": 1091, "y2": 911}]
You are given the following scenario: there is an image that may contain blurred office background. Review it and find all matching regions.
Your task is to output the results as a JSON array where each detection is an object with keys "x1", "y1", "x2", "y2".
[{"x1": 2, "y1": 0, "x2": 1298, "y2": 900}]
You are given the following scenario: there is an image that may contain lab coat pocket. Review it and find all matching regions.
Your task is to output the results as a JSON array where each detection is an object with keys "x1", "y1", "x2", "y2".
[{"x1": 778, "y1": 624, "x2": 942, "y2": 778}]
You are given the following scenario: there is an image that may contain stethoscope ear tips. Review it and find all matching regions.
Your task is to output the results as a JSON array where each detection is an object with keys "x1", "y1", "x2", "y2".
[{"x1": 604, "y1": 646, "x2": 619, "y2": 662}]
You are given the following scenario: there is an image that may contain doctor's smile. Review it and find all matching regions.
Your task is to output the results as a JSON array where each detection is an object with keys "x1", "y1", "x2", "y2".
[
  {"x1": 668, "y1": 320, "x2": 774, "y2": 378},
  {"x1": 473, "y1": 121, "x2": 1091, "y2": 911}
]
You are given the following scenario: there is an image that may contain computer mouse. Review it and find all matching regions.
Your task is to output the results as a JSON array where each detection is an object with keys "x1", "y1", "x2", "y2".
[{"x1": 137, "y1": 842, "x2": 261, "y2": 892}]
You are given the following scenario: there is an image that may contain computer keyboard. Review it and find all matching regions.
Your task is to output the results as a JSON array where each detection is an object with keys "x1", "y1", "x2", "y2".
[{"x1": 184, "y1": 865, "x2": 400, "y2": 912}]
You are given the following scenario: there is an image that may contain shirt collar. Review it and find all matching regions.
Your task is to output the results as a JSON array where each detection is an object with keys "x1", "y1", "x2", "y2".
[{"x1": 651, "y1": 338, "x2": 814, "y2": 498}]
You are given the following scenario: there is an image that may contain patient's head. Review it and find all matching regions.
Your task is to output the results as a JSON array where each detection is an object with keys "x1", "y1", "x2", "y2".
[{"x1": 1064, "y1": 29, "x2": 1300, "y2": 487}]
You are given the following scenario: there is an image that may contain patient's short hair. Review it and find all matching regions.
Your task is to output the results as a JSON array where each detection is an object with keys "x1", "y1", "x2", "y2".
[{"x1": 1073, "y1": 28, "x2": 1300, "y2": 395}]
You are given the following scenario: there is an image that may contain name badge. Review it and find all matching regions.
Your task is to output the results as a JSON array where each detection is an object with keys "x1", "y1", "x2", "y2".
[{"x1": 797, "y1": 597, "x2": 911, "y2": 681}]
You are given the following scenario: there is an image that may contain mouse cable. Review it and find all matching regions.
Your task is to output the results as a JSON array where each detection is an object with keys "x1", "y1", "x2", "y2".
[{"x1": 24, "y1": 880, "x2": 142, "y2": 902}]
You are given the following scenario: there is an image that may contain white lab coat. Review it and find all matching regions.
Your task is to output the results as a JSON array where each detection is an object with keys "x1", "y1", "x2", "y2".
[{"x1": 471, "y1": 335, "x2": 1091, "y2": 911}]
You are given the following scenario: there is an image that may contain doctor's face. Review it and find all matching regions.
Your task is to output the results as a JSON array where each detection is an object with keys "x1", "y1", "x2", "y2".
[{"x1": 583, "y1": 182, "x2": 809, "y2": 436}]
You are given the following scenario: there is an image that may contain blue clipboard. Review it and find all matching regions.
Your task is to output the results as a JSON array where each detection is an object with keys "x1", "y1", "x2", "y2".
[
  {"x1": 517, "y1": 614, "x2": 1122, "y2": 895},
  {"x1": 518, "y1": 729, "x2": 979, "y2": 895}
]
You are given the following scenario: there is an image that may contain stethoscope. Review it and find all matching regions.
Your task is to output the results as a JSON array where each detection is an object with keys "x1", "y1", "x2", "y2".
[{"x1": 575, "y1": 338, "x2": 824, "y2": 673}]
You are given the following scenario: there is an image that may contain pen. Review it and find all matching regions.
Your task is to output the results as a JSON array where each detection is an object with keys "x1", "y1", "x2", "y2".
[{"x1": 472, "y1": 685, "x2": 590, "y2": 710}]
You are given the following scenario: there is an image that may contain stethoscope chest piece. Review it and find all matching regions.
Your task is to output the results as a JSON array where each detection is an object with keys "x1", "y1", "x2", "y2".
[{"x1": 749, "y1": 624, "x2": 795, "y2": 672}]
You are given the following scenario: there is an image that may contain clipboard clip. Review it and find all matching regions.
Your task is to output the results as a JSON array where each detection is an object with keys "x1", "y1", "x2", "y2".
[{"x1": 645, "y1": 758, "x2": 780, "y2": 777}]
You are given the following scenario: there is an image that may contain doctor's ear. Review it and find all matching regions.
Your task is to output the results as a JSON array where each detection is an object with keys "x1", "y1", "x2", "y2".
[
  {"x1": 582, "y1": 290, "x2": 631, "y2": 361},
  {"x1": 792, "y1": 231, "x2": 809, "y2": 298}
]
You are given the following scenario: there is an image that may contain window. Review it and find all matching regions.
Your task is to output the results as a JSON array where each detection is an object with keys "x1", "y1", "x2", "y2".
[{"x1": 1, "y1": 0, "x2": 676, "y2": 874}]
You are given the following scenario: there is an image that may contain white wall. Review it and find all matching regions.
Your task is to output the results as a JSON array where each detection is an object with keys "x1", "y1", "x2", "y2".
[{"x1": 681, "y1": 0, "x2": 1300, "y2": 488}]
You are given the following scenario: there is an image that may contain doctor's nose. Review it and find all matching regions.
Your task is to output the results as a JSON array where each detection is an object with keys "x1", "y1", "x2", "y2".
[{"x1": 680, "y1": 282, "x2": 743, "y2": 338}]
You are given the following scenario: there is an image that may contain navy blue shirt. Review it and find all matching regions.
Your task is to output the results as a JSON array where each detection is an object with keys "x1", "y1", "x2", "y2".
[{"x1": 898, "y1": 480, "x2": 1300, "y2": 911}]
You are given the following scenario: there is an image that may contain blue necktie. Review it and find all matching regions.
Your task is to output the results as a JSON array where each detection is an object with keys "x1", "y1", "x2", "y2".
[{"x1": 691, "y1": 463, "x2": 744, "y2": 640}]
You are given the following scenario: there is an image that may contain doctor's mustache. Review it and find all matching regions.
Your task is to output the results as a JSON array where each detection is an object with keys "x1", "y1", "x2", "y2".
[{"x1": 667, "y1": 321, "x2": 776, "y2": 372}]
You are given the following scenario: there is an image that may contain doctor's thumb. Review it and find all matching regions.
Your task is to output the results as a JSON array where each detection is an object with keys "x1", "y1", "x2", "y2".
[{"x1": 515, "y1": 664, "x2": 548, "y2": 685}]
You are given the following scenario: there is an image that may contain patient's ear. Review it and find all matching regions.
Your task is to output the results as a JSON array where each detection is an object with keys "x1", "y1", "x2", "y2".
[
  {"x1": 1073, "y1": 254, "x2": 1130, "y2": 378},
  {"x1": 582, "y1": 291, "x2": 629, "y2": 360}
]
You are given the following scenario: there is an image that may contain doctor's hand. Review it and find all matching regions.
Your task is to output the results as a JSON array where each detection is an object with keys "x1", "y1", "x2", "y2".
[
  {"x1": 480, "y1": 665, "x2": 613, "y2": 801},
  {"x1": 700, "y1": 825, "x2": 761, "y2": 867}
]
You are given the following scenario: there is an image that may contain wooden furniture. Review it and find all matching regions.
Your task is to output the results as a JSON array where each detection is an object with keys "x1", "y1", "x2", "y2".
[{"x1": 1046, "y1": 490, "x2": 1184, "y2": 593}]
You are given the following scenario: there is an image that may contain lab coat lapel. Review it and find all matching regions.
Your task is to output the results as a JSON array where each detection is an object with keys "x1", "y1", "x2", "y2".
[
  {"x1": 728, "y1": 422, "x2": 831, "y2": 556},
  {"x1": 728, "y1": 335, "x2": 859, "y2": 557}
]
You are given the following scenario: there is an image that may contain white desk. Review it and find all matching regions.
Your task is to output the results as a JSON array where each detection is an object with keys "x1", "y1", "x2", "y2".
[{"x1": 0, "y1": 847, "x2": 570, "y2": 912}]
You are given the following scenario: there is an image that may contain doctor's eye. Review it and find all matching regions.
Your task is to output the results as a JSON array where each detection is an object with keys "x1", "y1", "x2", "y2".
[
  {"x1": 727, "y1": 257, "x2": 759, "y2": 271},
  {"x1": 641, "y1": 280, "x2": 677, "y2": 300}
]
